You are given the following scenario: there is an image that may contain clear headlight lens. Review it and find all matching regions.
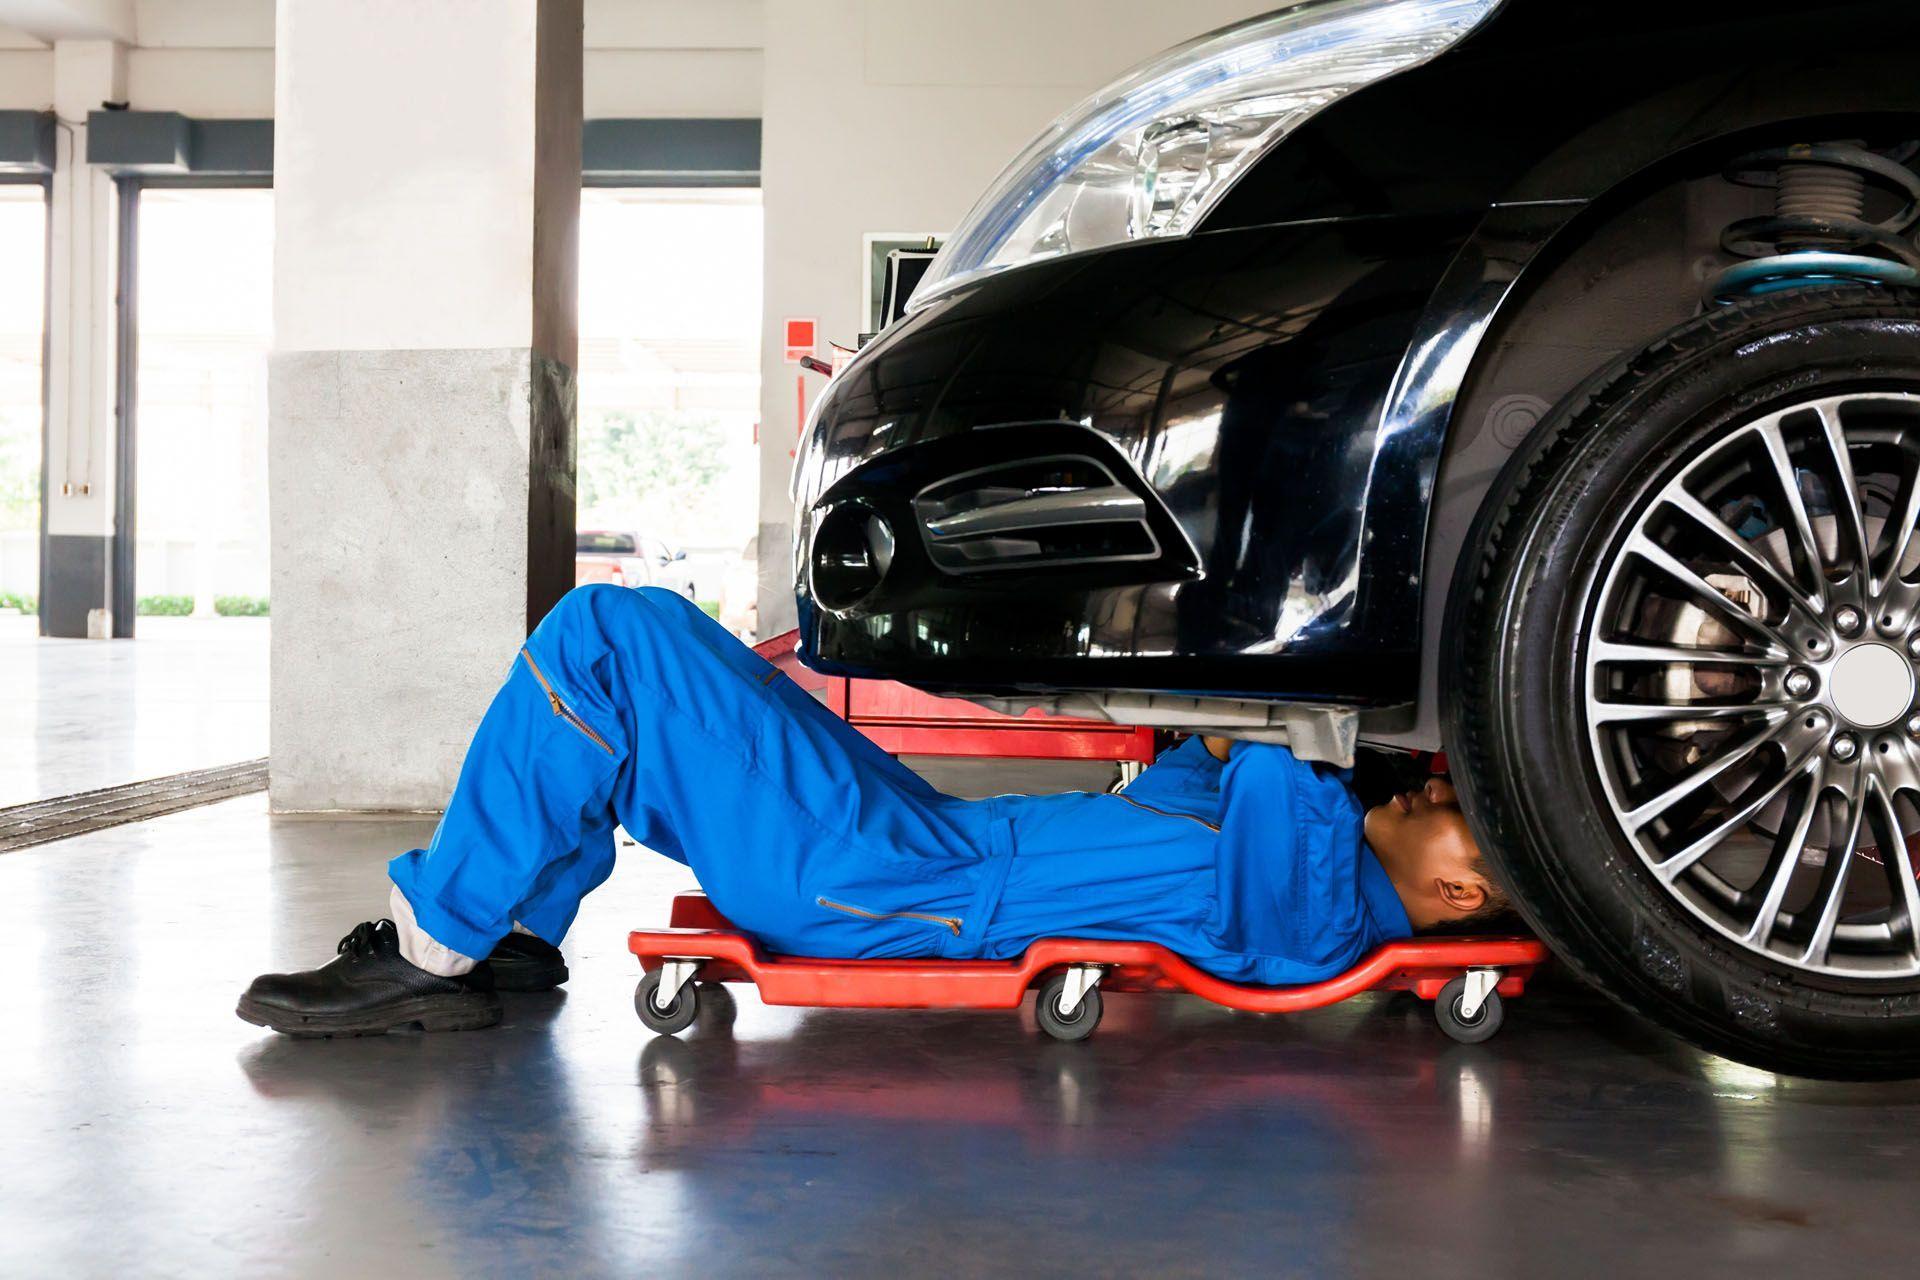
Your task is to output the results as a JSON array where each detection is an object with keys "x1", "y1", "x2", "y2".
[{"x1": 909, "y1": 0, "x2": 1503, "y2": 311}]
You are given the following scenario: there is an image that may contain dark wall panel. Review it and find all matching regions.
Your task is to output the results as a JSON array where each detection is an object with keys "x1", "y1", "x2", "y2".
[{"x1": 42, "y1": 535, "x2": 108, "y2": 639}]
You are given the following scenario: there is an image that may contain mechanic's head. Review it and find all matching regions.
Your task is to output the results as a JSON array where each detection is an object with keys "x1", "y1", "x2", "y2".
[{"x1": 1364, "y1": 776, "x2": 1512, "y2": 932}]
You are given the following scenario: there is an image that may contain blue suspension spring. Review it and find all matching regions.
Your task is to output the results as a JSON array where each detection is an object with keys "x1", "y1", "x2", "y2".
[{"x1": 1709, "y1": 141, "x2": 1920, "y2": 302}]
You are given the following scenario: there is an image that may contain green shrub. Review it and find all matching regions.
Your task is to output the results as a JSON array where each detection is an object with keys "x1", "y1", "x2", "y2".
[
  {"x1": 0, "y1": 591, "x2": 34, "y2": 615},
  {"x1": 697, "y1": 599, "x2": 720, "y2": 620},
  {"x1": 214, "y1": 595, "x2": 270, "y2": 617},
  {"x1": 137, "y1": 594, "x2": 194, "y2": 616}
]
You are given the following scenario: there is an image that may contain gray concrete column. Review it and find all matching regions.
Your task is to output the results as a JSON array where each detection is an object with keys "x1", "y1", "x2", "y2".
[
  {"x1": 269, "y1": 0, "x2": 582, "y2": 812},
  {"x1": 40, "y1": 39, "x2": 124, "y2": 639}
]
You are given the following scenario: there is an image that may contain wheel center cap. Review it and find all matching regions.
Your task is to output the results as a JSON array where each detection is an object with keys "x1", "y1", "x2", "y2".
[{"x1": 1829, "y1": 643, "x2": 1914, "y2": 728}]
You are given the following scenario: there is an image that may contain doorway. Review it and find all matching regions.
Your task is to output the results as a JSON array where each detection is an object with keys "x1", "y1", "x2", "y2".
[
  {"x1": 128, "y1": 186, "x2": 274, "y2": 627},
  {"x1": 576, "y1": 187, "x2": 764, "y2": 637}
]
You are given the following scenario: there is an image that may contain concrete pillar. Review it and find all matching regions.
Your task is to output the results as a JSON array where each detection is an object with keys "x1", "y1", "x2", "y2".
[
  {"x1": 269, "y1": 0, "x2": 582, "y2": 812},
  {"x1": 40, "y1": 38, "x2": 124, "y2": 639}
]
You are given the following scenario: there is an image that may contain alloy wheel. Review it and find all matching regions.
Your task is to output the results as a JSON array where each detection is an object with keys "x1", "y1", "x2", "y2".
[{"x1": 1583, "y1": 392, "x2": 1920, "y2": 979}]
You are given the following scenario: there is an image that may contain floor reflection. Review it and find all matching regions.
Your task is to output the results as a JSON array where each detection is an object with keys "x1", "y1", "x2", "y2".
[
  {"x1": 611, "y1": 980, "x2": 1920, "y2": 1276},
  {"x1": 0, "y1": 614, "x2": 269, "y2": 806},
  {"x1": 8, "y1": 797, "x2": 1920, "y2": 1276}
]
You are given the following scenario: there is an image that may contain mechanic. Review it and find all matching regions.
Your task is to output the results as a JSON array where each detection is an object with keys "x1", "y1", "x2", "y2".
[{"x1": 238, "y1": 585, "x2": 1513, "y2": 1036}]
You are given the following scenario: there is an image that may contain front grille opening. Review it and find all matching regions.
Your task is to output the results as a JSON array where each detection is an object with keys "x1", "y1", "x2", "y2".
[
  {"x1": 917, "y1": 458, "x2": 1113, "y2": 509},
  {"x1": 910, "y1": 453, "x2": 1163, "y2": 574},
  {"x1": 940, "y1": 520, "x2": 1157, "y2": 567}
]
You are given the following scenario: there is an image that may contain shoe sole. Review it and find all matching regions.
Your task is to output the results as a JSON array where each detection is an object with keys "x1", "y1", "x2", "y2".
[
  {"x1": 489, "y1": 958, "x2": 570, "y2": 993},
  {"x1": 235, "y1": 991, "x2": 503, "y2": 1038}
]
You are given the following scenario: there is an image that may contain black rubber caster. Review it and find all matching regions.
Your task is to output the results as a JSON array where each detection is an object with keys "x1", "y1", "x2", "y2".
[
  {"x1": 1035, "y1": 972, "x2": 1103, "y2": 1042},
  {"x1": 1435, "y1": 976, "x2": 1503, "y2": 1044},
  {"x1": 636, "y1": 969, "x2": 700, "y2": 1035}
]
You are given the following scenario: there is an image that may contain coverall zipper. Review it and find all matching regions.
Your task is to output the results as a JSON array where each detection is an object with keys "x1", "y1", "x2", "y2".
[
  {"x1": 1109, "y1": 793, "x2": 1220, "y2": 832},
  {"x1": 519, "y1": 647, "x2": 615, "y2": 755},
  {"x1": 817, "y1": 896, "x2": 963, "y2": 936}
]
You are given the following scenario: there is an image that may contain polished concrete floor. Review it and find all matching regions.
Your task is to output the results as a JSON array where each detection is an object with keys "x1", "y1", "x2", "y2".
[
  {"x1": 0, "y1": 614, "x2": 270, "y2": 806},
  {"x1": 8, "y1": 782, "x2": 1920, "y2": 1277}
]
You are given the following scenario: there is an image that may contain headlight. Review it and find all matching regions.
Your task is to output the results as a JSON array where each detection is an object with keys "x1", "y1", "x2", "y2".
[{"x1": 909, "y1": 0, "x2": 1503, "y2": 311}]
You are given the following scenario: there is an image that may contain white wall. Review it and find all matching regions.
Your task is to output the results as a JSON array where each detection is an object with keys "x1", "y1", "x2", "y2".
[
  {"x1": 0, "y1": 0, "x2": 276, "y2": 113},
  {"x1": 272, "y1": 0, "x2": 548, "y2": 353},
  {"x1": 0, "y1": 44, "x2": 54, "y2": 108},
  {"x1": 754, "y1": 0, "x2": 1280, "y2": 631},
  {"x1": 584, "y1": 0, "x2": 760, "y2": 117},
  {"x1": 128, "y1": 0, "x2": 273, "y2": 114},
  {"x1": 1, "y1": 0, "x2": 762, "y2": 115}
]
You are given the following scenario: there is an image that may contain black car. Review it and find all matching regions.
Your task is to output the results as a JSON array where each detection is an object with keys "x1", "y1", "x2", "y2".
[{"x1": 790, "y1": 0, "x2": 1920, "y2": 1077}]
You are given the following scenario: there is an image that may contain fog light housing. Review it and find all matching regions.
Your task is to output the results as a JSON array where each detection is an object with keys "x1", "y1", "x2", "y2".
[{"x1": 810, "y1": 502, "x2": 894, "y2": 611}]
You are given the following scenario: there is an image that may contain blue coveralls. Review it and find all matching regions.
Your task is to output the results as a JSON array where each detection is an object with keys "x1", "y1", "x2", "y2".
[{"x1": 389, "y1": 586, "x2": 1413, "y2": 983}]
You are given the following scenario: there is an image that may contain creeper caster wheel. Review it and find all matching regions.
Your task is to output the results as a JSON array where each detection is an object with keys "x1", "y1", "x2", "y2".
[
  {"x1": 636, "y1": 963, "x2": 701, "y2": 1035},
  {"x1": 1435, "y1": 973, "x2": 1504, "y2": 1044},
  {"x1": 1036, "y1": 967, "x2": 1104, "y2": 1042}
]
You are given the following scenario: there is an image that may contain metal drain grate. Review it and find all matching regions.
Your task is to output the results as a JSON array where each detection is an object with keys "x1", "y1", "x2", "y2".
[{"x1": 0, "y1": 759, "x2": 269, "y2": 853}]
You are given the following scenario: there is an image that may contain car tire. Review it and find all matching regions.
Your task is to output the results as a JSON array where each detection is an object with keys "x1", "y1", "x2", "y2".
[{"x1": 1445, "y1": 286, "x2": 1920, "y2": 1078}]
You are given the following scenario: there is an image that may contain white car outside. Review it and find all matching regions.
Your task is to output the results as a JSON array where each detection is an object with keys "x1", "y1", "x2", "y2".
[{"x1": 575, "y1": 530, "x2": 698, "y2": 598}]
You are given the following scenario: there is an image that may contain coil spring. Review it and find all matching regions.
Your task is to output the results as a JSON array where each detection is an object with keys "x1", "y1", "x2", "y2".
[
  {"x1": 1721, "y1": 142, "x2": 1920, "y2": 266},
  {"x1": 1775, "y1": 162, "x2": 1865, "y2": 231}
]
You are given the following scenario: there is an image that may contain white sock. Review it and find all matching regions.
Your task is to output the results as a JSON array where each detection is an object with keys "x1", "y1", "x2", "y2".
[{"x1": 388, "y1": 885, "x2": 483, "y2": 978}]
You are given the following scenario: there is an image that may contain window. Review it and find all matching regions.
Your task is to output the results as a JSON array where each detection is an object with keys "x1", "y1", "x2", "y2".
[{"x1": 0, "y1": 183, "x2": 44, "y2": 617}]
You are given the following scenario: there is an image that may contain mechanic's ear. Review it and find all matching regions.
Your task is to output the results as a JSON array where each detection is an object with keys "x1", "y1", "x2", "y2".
[{"x1": 1439, "y1": 877, "x2": 1486, "y2": 915}]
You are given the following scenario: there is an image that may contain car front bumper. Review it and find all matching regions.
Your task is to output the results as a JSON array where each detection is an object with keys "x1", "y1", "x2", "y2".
[{"x1": 792, "y1": 213, "x2": 1480, "y2": 707}]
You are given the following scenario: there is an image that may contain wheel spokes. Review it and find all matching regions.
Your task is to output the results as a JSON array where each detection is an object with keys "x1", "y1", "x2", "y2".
[
  {"x1": 1654, "y1": 736, "x2": 1823, "y2": 883},
  {"x1": 1586, "y1": 392, "x2": 1920, "y2": 978},
  {"x1": 1800, "y1": 770, "x2": 1869, "y2": 967},
  {"x1": 1873, "y1": 440, "x2": 1920, "y2": 598},
  {"x1": 1756, "y1": 418, "x2": 1832, "y2": 601},
  {"x1": 1623, "y1": 534, "x2": 1794, "y2": 657},
  {"x1": 1659, "y1": 487, "x2": 1826, "y2": 626},
  {"x1": 1589, "y1": 639, "x2": 1781, "y2": 667},
  {"x1": 1742, "y1": 760, "x2": 1826, "y2": 950},
  {"x1": 1867, "y1": 780, "x2": 1920, "y2": 961},
  {"x1": 1621, "y1": 715, "x2": 1790, "y2": 830},
  {"x1": 1590, "y1": 701, "x2": 1789, "y2": 726},
  {"x1": 1807, "y1": 399, "x2": 1875, "y2": 585}
]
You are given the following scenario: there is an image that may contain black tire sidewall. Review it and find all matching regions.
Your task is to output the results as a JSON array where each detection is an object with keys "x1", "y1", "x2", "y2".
[{"x1": 1448, "y1": 288, "x2": 1920, "y2": 1077}]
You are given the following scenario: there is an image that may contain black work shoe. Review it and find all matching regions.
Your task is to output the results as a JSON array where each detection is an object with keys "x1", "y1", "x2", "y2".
[
  {"x1": 484, "y1": 931, "x2": 570, "y2": 992},
  {"x1": 236, "y1": 920, "x2": 502, "y2": 1038}
]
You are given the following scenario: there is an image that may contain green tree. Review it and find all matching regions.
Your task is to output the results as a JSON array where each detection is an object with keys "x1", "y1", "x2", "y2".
[
  {"x1": 0, "y1": 420, "x2": 37, "y2": 532},
  {"x1": 578, "y1": 408, "x2": 728, "y2": 533}
]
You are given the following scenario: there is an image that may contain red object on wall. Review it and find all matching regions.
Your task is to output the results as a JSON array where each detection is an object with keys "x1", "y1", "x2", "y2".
[
  {"x1": 782, "y1": 317, "x2": 817, "y2": 362},
  {"x1": 751, "y1": 630, "x2": 1155, "y2": 764}
]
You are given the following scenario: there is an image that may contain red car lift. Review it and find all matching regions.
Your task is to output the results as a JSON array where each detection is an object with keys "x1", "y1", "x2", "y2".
[
  {"x1": 630, "y1": 893, "x2": 1551, "y2": 1045},
  {"x1": 753, "y1": 630, "x2": 1157, "y2": 766}
]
